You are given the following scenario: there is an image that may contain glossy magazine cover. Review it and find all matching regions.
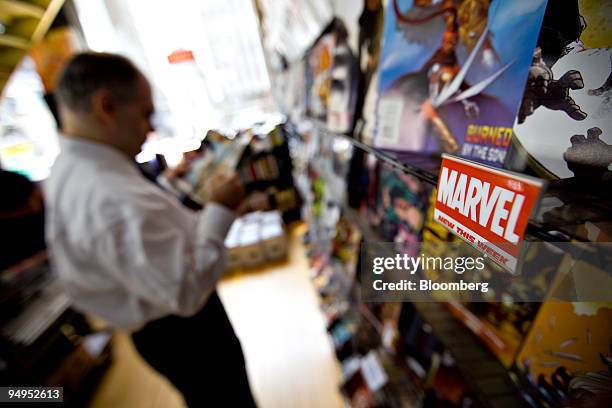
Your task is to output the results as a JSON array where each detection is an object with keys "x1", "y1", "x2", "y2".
[
  {"x1": 375, "y1": 0, "x2": 547, "y2": 167},
  {"x1": 373, "y1": 165, "x2": 431, "y2": 256},
  {"x1": 512, "y1": 0, "x2": 612, "y2": 181},
  {"x1": 514, "y1": 301, "x2": 612, "y2": 407}
]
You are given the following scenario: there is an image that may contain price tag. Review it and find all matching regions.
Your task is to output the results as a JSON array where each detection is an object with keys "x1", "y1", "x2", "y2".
[
  {"x1": 360, "y1": 351, "x2": 388, "y2": 392},
  {"x1": 376, "y1": 97, "x2": 404, "y2": 146}
]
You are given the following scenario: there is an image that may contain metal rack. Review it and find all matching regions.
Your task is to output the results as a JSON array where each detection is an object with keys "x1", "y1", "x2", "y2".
[
  {"x1": 289, "y1": 120, "x2": 529, "y2": 407},
  {"x1": 282, "y1": 10, "x2": 611, "y2": 402},
  {"x1": 300, "y1": 118, "x2": 612, "y2": 245},
  {"x1": 286, "y1": 115, "x2": 612, "y2": 407},
  {"x1": 343, "y1": 207, "x2": 527, "y2": 408}
]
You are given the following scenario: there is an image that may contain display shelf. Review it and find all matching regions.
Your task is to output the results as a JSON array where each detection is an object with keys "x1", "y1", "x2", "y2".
[
  {"x1": 350, "y1": 303, "x2": 424, "y2": 406},
  {"x1": 343, "y1": 207, "x2": 527, "y2": 408},
  {"x1": 358, "y1": 304, "x2": 384, "y2": 335},
  {"x1": 0, "y1": 33, "x2": 30, "y2": 49},
  {"x1": 292, "y1": 118, "x2": 530, "y2": 406},
  {"x1": 445, "y1": 301, "x2": 522, "y2": 369},
  {"x1": 0, "y1": 252, "x2": 73, "y2": 348},
  {"x1": 0, "y1": 251, "x2": 47, "y2": 305},
  {"x1": 300, "y1": 118, "x2": 612, "y2": 244},
  {"x1": 2, "y1": 281, "x2": 71, "y2": 346},
  {"x1": 292, "y1": 119, "x2": 440, "y2": 185},
  {"x1": 284, "y1": 5, "x2": 610, "y2": 404},
  {"x1": 0, "y1": 0, "x2": 46, "y2": 19},
  {"x1": 377, "y1": 349, "x2": 423, "y2": 408},
  {"x1": 0, "y1": 0, "x2": 65, "y2": 94}
]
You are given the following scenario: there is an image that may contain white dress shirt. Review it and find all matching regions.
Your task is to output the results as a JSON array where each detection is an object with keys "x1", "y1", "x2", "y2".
[{"x1": 44, "y1": 137, "x2": 235, "y2": 330}]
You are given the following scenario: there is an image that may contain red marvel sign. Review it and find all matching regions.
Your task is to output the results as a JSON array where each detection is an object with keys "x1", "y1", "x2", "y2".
[{"x1": 434, "y1": 154, "x2": 544, "y2": 272}]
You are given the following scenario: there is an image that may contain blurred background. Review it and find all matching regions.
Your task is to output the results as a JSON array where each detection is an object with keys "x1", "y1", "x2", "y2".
[{"x1": 1, "y1": 0, "x2": 611, "y2": 407}]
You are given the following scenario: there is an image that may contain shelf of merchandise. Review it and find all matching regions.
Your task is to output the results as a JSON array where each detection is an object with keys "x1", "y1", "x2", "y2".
[
  {"x1": 292, "y1": 129, "x2": 424, "y2": 406},
  {"x1": 285, "y1": 20, "x2": 607, "y2": 403},
  {"x1": 291, "y1": 127, "x2": 528, "y2": 406},
  {"x1": 0, "y1": 0, "x2": 46, "y2": 19},
  {"x1": 342, "y1": 206, "x2": 526, "y2": 408},
  {"x1": 0, "y1": 33, "x2": 30, "y2": 49},
  {"x1": 292, "y1": 114, "x2": 612, "y2": 406},
  {"x1": 0, "y1": 0, "x2": 66, "y2": 93},
  {"x1": 298, "y1": 118, "x2": 612, "y2": 245}
]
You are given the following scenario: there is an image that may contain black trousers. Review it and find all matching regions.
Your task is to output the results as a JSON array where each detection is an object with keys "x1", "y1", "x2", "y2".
[{"x1": 131, "y1": 291, "x2": 257, "y2": 407}]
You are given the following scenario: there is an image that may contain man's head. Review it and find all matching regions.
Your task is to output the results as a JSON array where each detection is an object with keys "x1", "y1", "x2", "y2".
[{"x1": 56, "y1": 52, "x2": 154, "y2": 157}]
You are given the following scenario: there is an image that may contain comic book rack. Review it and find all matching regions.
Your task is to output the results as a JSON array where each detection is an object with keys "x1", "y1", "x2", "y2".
[{"x1": 302, "y1": 118, "x2": 612, "y2": 246}]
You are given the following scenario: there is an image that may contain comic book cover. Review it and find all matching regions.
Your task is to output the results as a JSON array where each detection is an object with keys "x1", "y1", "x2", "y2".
[
  {"x1": 305, "y1": 33, "x2": 335, "y2": 120},
  {"x1": 375, "y1": 0, "x2": 547, "y2": 168},
  {"x1": 373, "y1": 164, "x2": 431, "y2": 255},
  {"x1": 327, "y1": 22, "x2": 360, "y2": 134},
  {"x1": 515, "y1": 301, "x2": 612, "y2": 406},
  {"x1": 511, "y1": 0, "x2": 612, "y2": 182}
]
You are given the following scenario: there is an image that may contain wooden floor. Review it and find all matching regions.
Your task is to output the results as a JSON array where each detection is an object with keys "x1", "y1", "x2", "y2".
[{"x1": 88, "y1": 225, "x2": 345, "y2": 408}]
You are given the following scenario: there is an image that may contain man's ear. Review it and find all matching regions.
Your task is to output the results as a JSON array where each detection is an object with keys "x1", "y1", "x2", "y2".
[{"x1": 90, "y1": 89, "x2": 115, "y2": 123}]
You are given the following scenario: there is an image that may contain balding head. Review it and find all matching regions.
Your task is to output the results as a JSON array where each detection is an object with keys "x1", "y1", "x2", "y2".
[
  {"x1": 56, "y1": 52, "x2": 154, "y2": 158},
  {"x1": 57, "y1": 52, "x2": 142, "y2": 112}
]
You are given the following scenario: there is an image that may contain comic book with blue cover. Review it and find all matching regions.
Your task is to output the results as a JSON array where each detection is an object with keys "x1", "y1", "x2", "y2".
[{"x1": 374, "y1": 0, "x2": 547, "y2": 168}]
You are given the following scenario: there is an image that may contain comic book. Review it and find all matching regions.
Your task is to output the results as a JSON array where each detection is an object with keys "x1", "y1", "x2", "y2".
[
  {"x1": 373, "y1": 164, "x2": 431, "y2": 255},
  {"x1": 511, "y1": 0, "x2": 612, "y2": 182},
  {"x1": 190, "y1": 131, "x2": 253, "y2": 203},
  {"x1": 305, "y1": 33, "x2": 335, "y2": 120},
  {"x1": 327, "y1": 23, "x2": 360, "y2": 134},
  {"x1": 375, "y1": 0, "x2": 547, "y2": 168},
  {"x1": 515, "y1": 301, "x2": 612, "y2": 407},
  {"x1": 303, "y1": 20, "x2": 360, "y2": 134}
]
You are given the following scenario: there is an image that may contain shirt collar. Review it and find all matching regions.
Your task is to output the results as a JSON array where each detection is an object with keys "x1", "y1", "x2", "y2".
[{"x1": 58, "y1": 136, "x2": 140, "y2": 174}]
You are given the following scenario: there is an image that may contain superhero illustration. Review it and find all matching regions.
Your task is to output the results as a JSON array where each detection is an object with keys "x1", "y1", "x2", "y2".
[
  {"x1": 518, "y1": 46, "x2": 587, "y2": 124},
  {"x1": 515, "y1": 302, "x2": 612, "y2": 407},
  {"x1": 375, "y1": 166, "x2": 430, "y2": 255},
  {"x1": 569, "y1": 345, "x2": 612, "y2": 408},
  {"x1": 564, "y1": 126, "x2": 612, "y2": 183},
  {"x1": 375, "y1": 0, "x2": 547, "y2": 167},
  {"x1": 513, "y1": 0, "x2": 612, "y2": 180}
]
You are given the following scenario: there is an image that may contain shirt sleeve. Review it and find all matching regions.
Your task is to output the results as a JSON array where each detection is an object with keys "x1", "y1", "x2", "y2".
[{"x1": 94, "y1": 198, "x2": 236, "y2": 320}]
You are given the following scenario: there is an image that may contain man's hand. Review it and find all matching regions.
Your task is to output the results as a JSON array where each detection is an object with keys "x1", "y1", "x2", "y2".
[
  {"x1": 163, "y1": 160, "x2": 189, "y2": 181},
  {"x1": 207, "y1": 173, "x2": 245, "y2": 211}
]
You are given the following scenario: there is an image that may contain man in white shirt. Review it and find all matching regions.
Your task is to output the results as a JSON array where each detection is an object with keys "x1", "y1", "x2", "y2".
[{"x1": 45, "y1": 52, "x2": 256, "y2": 407}]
